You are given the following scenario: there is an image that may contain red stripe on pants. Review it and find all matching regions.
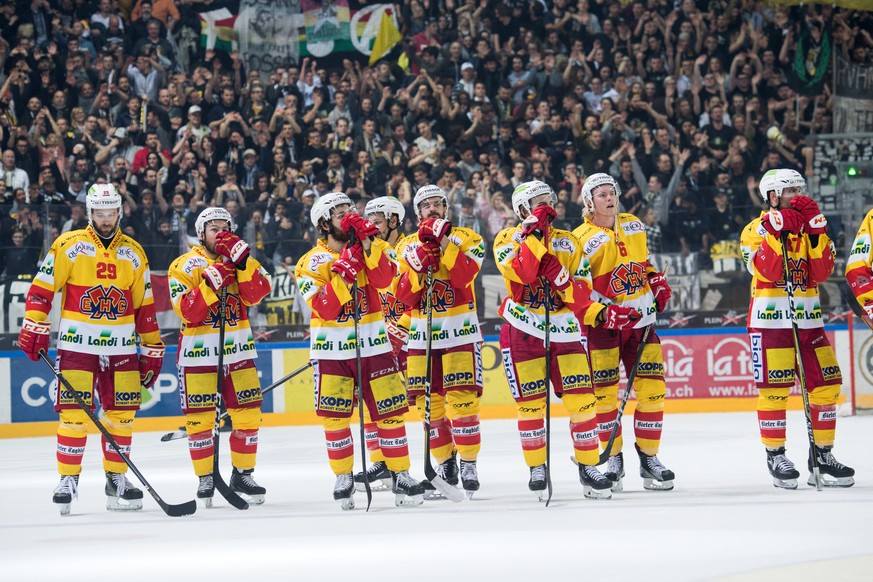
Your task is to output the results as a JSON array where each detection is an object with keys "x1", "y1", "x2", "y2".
[
  {"x1": 364, "y1": 422, "x2": 380, "y2": 453},
  {"x1": 570, "y1": 419, "x2": 599, "y2": 454},
  {"x1": 451, "y1": 415, "x2": 480, "y2": 448},
  {"x1": 325, "y1": 428, "x2": 354, "y2": 462},
  {"x1": 187, "y1": 430, "x2": 214, "y2": 462},
  {"x1": 57, "y1": 434, "x2": 87, "y2": 467},
  {"x1": 810, "y1": 403, "x2": 836, "y2": 433},
  {"x1": 633, "y1": 409, "x2": 663, "y2": 441},
  {"x1": 597, "y1": 409, "x2": 619, "y2": 444},
  {"x1": 378, "y1": 425, "x2": 409, "y2": 460},
  {"x1": 230, "y1": 429, "x2": 259, "y2": 456},
  {"x1": 103, "y1": 434, "x2": 131, "y2": 466},
  {"x1": 429, "y1": 417, "x2": 453, "y2": 450},
  {"x1": 758, "y1": 409, "x2": 787, "y2": 441},
  {"x1": 518, "y1": 418, "x2": 546, "y2": 451}
]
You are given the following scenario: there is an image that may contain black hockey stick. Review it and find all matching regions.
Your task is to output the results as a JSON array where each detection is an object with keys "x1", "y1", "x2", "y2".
[
  {"x1": 781, "y1": 233, "x2": 821, "y2": 491},
  {"x1": 161, "y1": 362, "x2": 314, "y2": 442},
  {"x1": 40, "y1": 353, "x2": 197, "y2": 517},
  {"x1": 423, "y1": 266, "x2": 465, "y2": 503},
  {"x1": 839, "y1": 281, "x2": 873, "y2": 332},
  {"x1": 543, "y1": 278, "x2": 553, "y2": 506},
  {"x1": 212, "y1": 286, "x2": 249, "y2": 509},
  {"x1": 351, "y1": 264, "x2": 373, "y2": 511}
]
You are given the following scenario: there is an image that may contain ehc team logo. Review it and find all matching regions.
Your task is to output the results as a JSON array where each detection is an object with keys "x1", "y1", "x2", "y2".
[
  {"x1": 203, "y1": 294, "x2": 242, "y2": 328},
  {"x1": 80, "y1": 285, "x2": 129, "y2": 320},
  {"x1": 609, "y1": 262, "x2": 646, "y2": 296}
]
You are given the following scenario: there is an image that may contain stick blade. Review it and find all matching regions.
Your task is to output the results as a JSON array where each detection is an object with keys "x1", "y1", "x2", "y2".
[
  {"x1": 215, "y1": 473, "x2": 249, "y2": 510},
  {"x1": 160, "y1": 430, "x2": 185, "y2": 442},
  {"x1": 424, "y1": 466, "x2": 465, "y2": 503},
  {"x1": 161, "y1": 499, "x2": 198, "y2": 517}
]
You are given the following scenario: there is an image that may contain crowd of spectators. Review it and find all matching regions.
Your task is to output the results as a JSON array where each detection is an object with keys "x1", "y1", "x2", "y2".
[{"x1": 0, "y1": 0, "x2": 871, "y2": 280}]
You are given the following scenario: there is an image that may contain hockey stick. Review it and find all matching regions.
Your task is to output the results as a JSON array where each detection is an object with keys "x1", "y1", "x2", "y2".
[
  {"x1": 423, "y1": 266, "x2": 465, "y2": 503},
  {"x1": 351, "y1": 259, "x2": 373, "y2": 512},
  {"x1": 543, "y1": 277, "x2": 553, "y2": 507},
  {"x1": 781, "y1": 233, "x2": 821, "y2": 491},
  {"x1": 160, "y1": 362, "x2": 314, "y2": 442},
  {"x1": 839, "y1": 281, "x2": 873, "y2": 332},
  {"x1": 212, "y1": 286, "x2": 250, "y2": 509},
  {"x1": 39, "y1": 352, "x2": 197, "y2": 517}
]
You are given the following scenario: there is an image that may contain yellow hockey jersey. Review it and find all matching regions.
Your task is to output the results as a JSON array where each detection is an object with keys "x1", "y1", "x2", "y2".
[
  {"x1": 740, "y1": 212, "x2": 834, "y2": 329},
  {"x1": 846, "y1": 207, "x2": 873, "y2": 313},
  {"x1": 25, "y1": 226, "x2": 161, "y2": 354},
  {"x1": 395, "y1": 226, "x2": 485, "y2": 350},
  {"x1": 168, "y1": 247, "x2": 272, "y2": 367},
  {"x1": 572, "y1": 213, "x2": 658, "y2": 327},
  {"x1": 295, "y1": 238, "x2": 397, "y2": 360}
]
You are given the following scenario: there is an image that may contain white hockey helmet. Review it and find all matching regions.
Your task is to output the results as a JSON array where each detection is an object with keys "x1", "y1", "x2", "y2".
[
  {"x1": 195, "y1": 207, "x2": 235, "y2": 239},
  {"x1": 511, "y1": 180, "x2": 556, "y2": 220},
  {"x1": 413, "y1": 185, "x2": 447, "y2": 219},
  {"x1": 781, "y1": 168, "x2": 808, "y2": 196},
  {"x1": 580, "y1": 173, "x2": 621, "y2": 210},
  {"x1": 310, "y1": 191, "x2": 352, "y2": 228},
  {"x1": 365, "y1": 195, "x2": 406, "y2": 223},
  {"x1": 86, "y1": 183, "x2": 122, "y2": 232},
  {"x1": 758, "y1": 169, "x2": 795, "y2": 204}
]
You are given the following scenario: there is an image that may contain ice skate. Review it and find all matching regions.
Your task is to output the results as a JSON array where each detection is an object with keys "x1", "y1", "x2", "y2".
[
  {"x1": 197, "y1": 475, "x2": 214, "y2": 508},
  {"x1": 604, "y1": 453, "x2": 625, "y2": 492},
  {"x1": 460, "y1": 460, "x2": 479, "y2": 499},
  {"x1": 578, "y1": 463, "x2": 613, "y2": 500},
  {"x1": 766, "y1": 447, "x2": 799, "y2": 490},
  {"x1": 105, "y1": 472, "x2": 144, "y2": 511},
  {"x1": 230, "y1": 468, "x2": 266, "y2": 505},
  {"x1": 529, "y1": 464, "x2": 547, "y2": 501},
  {"x1": 52, "y1": 474, "x2": 79, "y2": 516},
  {"x1": 808, "y1": 446, "x2": 855, "y2": 488},
  {"x1": 333, "y1": 472, "x2": 355, "y2": 510},
  {"x1": 636, "y1": 443, "x2": 675, "y2": 491},
  {"x1": 354, "y1": 461, "x2": 392, "y2": 492},
  {"x1": 391, "y1": 470, "x2": 425, "y2": 507}
]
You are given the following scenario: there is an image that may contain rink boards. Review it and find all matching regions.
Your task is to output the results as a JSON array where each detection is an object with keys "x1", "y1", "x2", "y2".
[{"x1": 0, "y1": 325, "x2": 868, "y2": 437}]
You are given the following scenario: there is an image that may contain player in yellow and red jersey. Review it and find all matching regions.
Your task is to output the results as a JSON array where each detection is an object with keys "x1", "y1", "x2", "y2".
[
  {"x1": 741, "y1": 169, "x2": 854, "y2": 488},
  {"x1": 18, "y1": 183, "x2": 165, "y2": 514},
  {"x1": 395, "y1": 185, "x2": 486, "y2": 498},
  {"x1": 295, "y1": 192, "x2": 425, "y2": 510},
  {"x1": 573, "y1": 173, "x2": 676, "y2": 493},
  {"x1": 353, "y1": 195, "x2": 409, "y2": 492},
  {"x1": 494, "y1": 180, "x2": 640, "y2": 500},
  {"x1": 846, "y1": 206, "x2": 873, "y2": 328},
  {"x1": 168, "y1": 207, "x2": 272, "y2": 505}
]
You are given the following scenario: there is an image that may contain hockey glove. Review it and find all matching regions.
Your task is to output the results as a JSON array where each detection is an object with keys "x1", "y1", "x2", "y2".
[
  {"x1": 340, "y1": 213, "x2": 379, "y2": 240},
  {"x1": 19, "y1": 317, "x2": 51, "y2": 362},
  {"x1": 214, "y1": 231, "x2": 250, "y2": 267},
  {"x1": 520, "y1": 214, "x2": 540, "y2": 238},
  {"x1": 406, "y1": 241, "x2": 441, "y2": 274},
  {"x1": 532, "y1": 205, "x2": 557, "y2": 233},
  {"x1": 203, "y1": 261, "x2": 236, "y2": 291},
  {"x1": 761, "y1": 208, "x2": 804, "y2": 236},
  {"x1": 418, "y1": 218, "x2": 452, "y2": 244},
  {"x1": 386, "y1": 320, "x2": 409, "y2": 358},
  {"x1": 538, "y1": 253, "x2": 571, "y2": 291},
  {"x1": 601, "y1": 304, "x2": 641, "y2": 330},
  {"x1": 331, "y1": 242, "x2": 366, "y2": 285},
  {"x1": 648, "y1": 271, "x2": 672, "y2": 313},
  {"x1": 790, "y1": 195, "x2": 827, "y2": 235},
  {"x1": 139, "y1": 343, "x2": 165, "y2": 389}
]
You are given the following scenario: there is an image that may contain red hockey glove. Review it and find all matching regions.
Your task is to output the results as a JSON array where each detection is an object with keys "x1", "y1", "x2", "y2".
[
  {"x1": 532, "y1": 205, "x2": 556, "y2": 233},
  {"x1": 601, "y1": 304, "x2": 641, "y2": 330},
  {"x1": 761, "y1": 208, "x2": 804, "y2": 236},
  {"x1": 332, "y1": 242, "x2": 366, "y2": 285},
  {"x1": 203, "y1": 261, "x2": 236, "y2": 291},
  {"x1": 18, "y1": 317, "x2": 51, "y2": 362},
  {"x1": 340, "y1": 213, "x2": 379, "y2": 240},
  {"x1": 406, "y1": 241, "x2": 441, "y2": 274},
  {"x1": 214, "y1": 231, "x2": 250, "y2": 267},
  {"x1": 386, "y1": 320, "x2": 409, "y2": 358},
  {"x1": 790, "y1": 195, "x2": 827, "y2": 235},
  {"x1": 538, "y1": 253, "x2": 571, "y2": 291},
  {"x1": 418, "y1": 218, "x2": 453, "y2": 244},
  {"x1": 139, "y1": 343, "x2": 165, "y2": 389},
  {"x1": 520, "y1": 215, "x2": 540, "y2": 238},
  {"x1": 648, "y1": 271, "x2": 672, "y2": 313}
]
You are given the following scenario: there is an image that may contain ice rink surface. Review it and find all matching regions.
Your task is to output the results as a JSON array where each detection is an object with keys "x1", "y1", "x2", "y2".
[{"x1": 1, "y1": 411, "x2": 871, "y2": 582}]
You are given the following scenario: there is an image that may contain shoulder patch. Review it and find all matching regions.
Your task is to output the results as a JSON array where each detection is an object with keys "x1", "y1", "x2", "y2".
[
  {"x1": 307, "y1": 251, "x2": 334, "y2": 272},
  {"x1": 621, "y1": 219, "x2": 645, "y2": 235},
  {"x1": 583, "y1": 231, "x2": 611, "y2": 256},
  {"x1": 117, "y1": 246, "x2": 142, "y2": 270}
]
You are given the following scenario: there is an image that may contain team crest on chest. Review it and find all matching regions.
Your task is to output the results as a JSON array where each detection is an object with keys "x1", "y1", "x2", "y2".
[
  {"x1": 609, "y1": 262, "x2": 647, "y2": 296},
  {"x1": 80, "y1": 285, "x2": 129, "y2": 320}
]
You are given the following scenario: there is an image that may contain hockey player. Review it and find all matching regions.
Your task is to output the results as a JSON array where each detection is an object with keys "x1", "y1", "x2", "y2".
[
  {"x1": 167, "y1": 207, "x2": 272, "y2": 505},
  {"x1": 846, "y1": 205, "x2": 873, "y2": 328},
  {"x1": 18, "y1": 183, "x2": 165, "y2": 514},
  {"x1": 395, "y1": 185, "x2": 486, "y2": 497},
  {"x1": 354, "y1": 196, "x2": 409, "y2": 491},
  {"x1": 494, "y1": 180, "x2": 640, "y2": 500},
  {"x1": 740, "y1": 169, "x2": 854, "y2": 488},
  {"x1": 572, "y1": 173, "x2": 676, "y2": 492},
  {"x1": 295, "y1": 192, "x2": 425, "y2": 509}
]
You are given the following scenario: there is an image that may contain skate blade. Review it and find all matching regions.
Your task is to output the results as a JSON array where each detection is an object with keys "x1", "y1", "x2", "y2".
[
  {"x1": 531, "y1": 489, "x2": 546, "y2": 502},
  {"x1": 772, "y1": 477, "x2": 798, "y2": 490},
  {"x1": 355, "y1": 479, "x2": 392, "y2": 493},
  {"x1": 199, "y1": 497, "x2": 214, "y2": 508},
  {"x1": 609, "y1": 478, "x2": 624, "y2": 493},
  {"x1": 642, "y1": 478, "x2": 674, "y2": 491},
  {"x1": 423, "y1": 490, "x2": 450, "y2": 501},
  {"x1": 583, "y1": 485, "x2": 612, "y2": 500},
  {"x1": 57, "y1": 503, "x2": 72, "y2": 516},
  {"x1": 808, "y1": 475, "x2": 854, "y2": 488},
  {"x1": 240, "y1": 494, "x2": 265, "y2": 505},
  {"x1": 106, "y1": 497, "x2": 144, "y2": 511},
  {"x1": 465, "y1": 490, "x2": 476, "y2": 500},
  {"x1": 338, "y1": 496, "x2": 355, "y2": 511},
  {"x1": 395, "y1": 493, "x2": 424, "y2": 507}
]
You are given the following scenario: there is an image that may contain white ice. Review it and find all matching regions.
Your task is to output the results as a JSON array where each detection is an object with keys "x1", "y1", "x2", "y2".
[{"x1": 1, "y1": 412, "x2": 871, "y2": 582}]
